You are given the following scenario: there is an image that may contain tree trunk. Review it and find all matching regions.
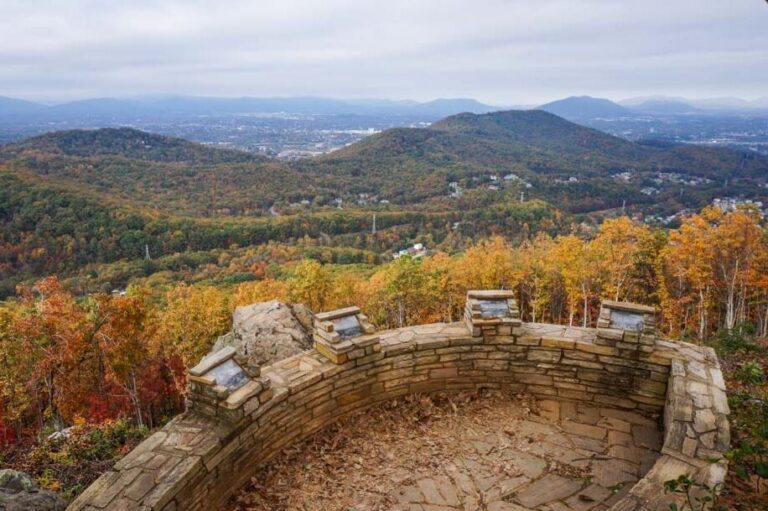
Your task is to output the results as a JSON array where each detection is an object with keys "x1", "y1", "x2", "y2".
[
  {"x1": 47, "y1": 371, "x2": 63, "y2": 432},
  {"x1": 725, "y1": 281, "x2": 736, "y2": 331},
  {"x1": 762, "y1": 304, "x2": 768, "y2": 338},
  {"x1": 698, "y1": 289, "x2": 707, "y2": 341},
  {"x1": 129, "y1": 372, "x2": 144, "y2": 428}
]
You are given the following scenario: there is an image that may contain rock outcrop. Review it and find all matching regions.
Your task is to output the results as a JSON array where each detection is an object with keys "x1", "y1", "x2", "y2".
[
  {"x1": 212, "y1": 300, "x2": 313, "y2": 367},
  {"x1": 0, "y1": 469, "x2": 67, "y2": 511}
]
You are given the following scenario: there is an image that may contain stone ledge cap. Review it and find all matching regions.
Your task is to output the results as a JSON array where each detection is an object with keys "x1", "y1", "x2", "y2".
[
  {"x1": 601, "y1": 300, "x2": 656, "y2": 314},
  {"x1": 189, "y1": 346, "x2": 237, "y2": 377},
  {"x1": 467, "y1": 289, "x2": 515, "y2": 300},
  {"x1": 315, "y1": 306, "x2": 362, "y2": 321}
]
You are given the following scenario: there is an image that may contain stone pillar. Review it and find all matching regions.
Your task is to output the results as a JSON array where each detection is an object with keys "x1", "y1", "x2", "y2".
[
  {"x1": 187, "y1": 346, "x2": 272, "y2": 423},
  {"x1": 596, "y1": 300, "x2": 657, "y2": 353},
  {"x1": 464, "y1": 290, "x2": 521, "y2": 337},
  {"x1": 313, "y1": 306, "x2": 381, "y2": 364}
]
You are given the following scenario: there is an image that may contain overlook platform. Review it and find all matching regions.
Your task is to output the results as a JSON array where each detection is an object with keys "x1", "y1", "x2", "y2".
[
  {"x1": 69, "y1": 300, "x2": 730, "y2": 511},
  {"x1": 228, "y1": 390, "x2": 664, "y2": 510}
]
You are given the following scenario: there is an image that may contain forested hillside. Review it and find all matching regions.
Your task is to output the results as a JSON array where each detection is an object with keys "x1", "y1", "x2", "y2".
[
  {"x1": 298, "y1": 109, "x2": 768, "y2": 210},
  {"x1": 313, "y1": 109, "x2": 764, "y2": 184},
  {"x1": 2, "y1": 111, "x2": 768, "y2": 295},
  {"x1": 0, "y1": 164, "x2": 560, "y2": 297},
  {"x1": 4, "y1": 112, "x2": 767, "y2": 220},
  {"x1": 2, "y1": 209, "x2": 767, "y2": 509},
  {"x1": 0, "y1": 127, "x2": 259, "y2": 164}
]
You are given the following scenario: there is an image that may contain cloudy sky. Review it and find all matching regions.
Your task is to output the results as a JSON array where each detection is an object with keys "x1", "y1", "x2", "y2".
[{"x1": 1, "y1": 0, "x2": 766, "y2": 105}]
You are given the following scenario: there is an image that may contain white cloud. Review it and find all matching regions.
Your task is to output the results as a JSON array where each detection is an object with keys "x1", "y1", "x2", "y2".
[{"x1": 1, "y1": 0, "x2": 766, "y2": 103}]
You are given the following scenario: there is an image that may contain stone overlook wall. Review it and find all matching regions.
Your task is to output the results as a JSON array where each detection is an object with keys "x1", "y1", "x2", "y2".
[{"x1": 69, "y1": 297, "x2": 729, "y2": 511}]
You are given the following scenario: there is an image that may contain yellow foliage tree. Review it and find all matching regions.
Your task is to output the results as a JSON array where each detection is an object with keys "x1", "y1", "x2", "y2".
[
  {"x1": 367, "y1": 256, "x2": 434, "y2": 328},
  {"x1": 709, "y1": 207, "x2": 767, "y2": 330},
  {"x1": 233, "y1": 278, "x2": 288, "y2": 307},
  {"x1": 327, "y1": 270, "x2": 369, "y2": 311},
  {"x1": 421, "y1": 252, "x2": 463, "y2": 322},
  {"x1": 516, "y1": 233, "x2": 558, "y2": 323},
  {"x1": 551, "y1": 234, "x2": 599, "y2": 327},
  {"x1": 0, "y1": 306, "x2": 32, "y2": 436},
  {"x1": 287, "y1": 259, "x2": 333, "y2": 312},
  {"x1": 153, "y1": 284, "x2": 231, "y2": 367},
  {"x1": 589, "y1": 216, "x2": 654, "y2": 302},
  {"x1": 451, "y1": 236, "x2": 521, "y2": 294},
  {"x1": 659, "y1": 208, "x2": 718, "y2": 339}
]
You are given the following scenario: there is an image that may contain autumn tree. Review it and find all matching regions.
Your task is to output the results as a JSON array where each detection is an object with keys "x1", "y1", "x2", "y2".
[
  {"x1": 421, "y1": 252, "x2": 463, "y2": 322},
  {"x1": 0, "y1": 306, "x2": 31, "y2": 439},
  {"x1": 233, "y1": 278, "x2": 288, "y2": 307},
  {"x1": 367, "y1": 256, "x2": 433, "y2": 328},
  {"x1": 327, "y1": 270, "x2": 369, "y2": 311},
  {"x1": 287, "y1": 259, "x2": 333, "y2": 312},
  {"x1": 589, "y1": 217, "x2": 654, "y2": 302},
  {"x1": 658, "y1": 213, "x2": 714, "y2": 339},
  {"x1": 11, "y1": 277, "x2": 106, "y2": 432},
  {"x1": 451, "y1": 237, "x2": 520, "y2": 292},
  {"x1": 95, "y1": 290, "x2": 156, "y2": 427},
  {"x1": 551, "y1": 235, "x2": 599, "y2": 327},
  {"x1": 516, "y1": 233, "x2": 557, "y2": 323},
  {"x1": 708, "y1": 207, "x2": 766, "y2": 330},
  {"x1": 657, "y1": 207, "x2": 767, "y2": 339},
  {"x1": 153, "y1": 284, "x2": 231, "y2": 368}
]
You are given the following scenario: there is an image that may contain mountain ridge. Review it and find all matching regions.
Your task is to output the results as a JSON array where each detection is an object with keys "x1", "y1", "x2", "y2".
[
  {"x1": 536, "y1": 96, "x2": 634, "y2": 120},
  {"x1": 0, "y1": 127, "x2": 260, "y2": 165},
  {"x1": 3, "y1": 109, "x2": 767, "y2": 218},
  {"x1": 3, "y1": 109, "x2": 768, "y2": 294},
  {"x1": 0, "y1": 95, "x2": 498, "y2": 119}
]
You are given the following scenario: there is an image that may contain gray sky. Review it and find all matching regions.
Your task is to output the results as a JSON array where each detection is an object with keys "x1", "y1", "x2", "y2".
[{"x1": 1, "y1": 0, "x2": 767, "y2": 104}]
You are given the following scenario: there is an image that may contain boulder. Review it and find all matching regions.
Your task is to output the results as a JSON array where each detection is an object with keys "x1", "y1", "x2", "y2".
[
  {"x1": 0, "y1": 469, "x2": 67, "y2": 511},
  {"x1": 212, "y1": 300, "x2": 313, "y2": 367}
]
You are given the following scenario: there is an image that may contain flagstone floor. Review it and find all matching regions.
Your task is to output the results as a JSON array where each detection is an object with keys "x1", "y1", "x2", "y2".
[{"x1": 228, "y1": 391, "x2": 663, "y2": 511}]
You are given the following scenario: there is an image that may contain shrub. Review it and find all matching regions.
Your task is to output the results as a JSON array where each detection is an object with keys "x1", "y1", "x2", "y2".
[
  {"x1": 5, "y1": 419, "x2": 149, "y2": 499},
  {"x1": 736, "y1": 361, "x2": 765, "y2": 385},
  {"x1": 664, "y1": 474, "x2": 725, "y2": 511},
  {"x1": 711, "y1": 323, "x2": 757, "y2": 354}
]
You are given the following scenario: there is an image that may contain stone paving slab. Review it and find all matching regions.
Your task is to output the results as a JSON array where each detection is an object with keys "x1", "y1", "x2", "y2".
[{"x1": 392, "y1": 398, "x2": 662, "y2": 511}]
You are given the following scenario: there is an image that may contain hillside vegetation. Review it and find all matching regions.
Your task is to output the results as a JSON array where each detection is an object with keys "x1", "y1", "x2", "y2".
[
  {"x1": 3, "y1": 111, "x2": 766, "y2": 218},
  {"x1": 2, "y1": 210, "x2": 768, "y2": 509},
  {"x1": 0, "y1": 127, "x2": 259, "y2": 164},
  {"x1": 1, "y1": 113, "x2": 768, "y2": 508},
  {"x1": 2, "y1": 110, "x2": 768, "y2": 295},
  {"x1": 0, "y1": 163, "x2": 559, "y2": 297},
  {"x1": 299, "y1": 110, "x2": 768, "y2": 208}
]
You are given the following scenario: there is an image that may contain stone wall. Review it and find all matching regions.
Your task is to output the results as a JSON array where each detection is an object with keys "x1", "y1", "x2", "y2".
[{"x1": 69, "y1": 302, "x2": 729, "y2": 511}]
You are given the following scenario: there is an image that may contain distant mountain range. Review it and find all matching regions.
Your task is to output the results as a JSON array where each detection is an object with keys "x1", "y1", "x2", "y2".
[
  {"x1": 620, "y1": 95, "x2": 768, "y2": 111},
  {"x1": 0, "y1": 96, "x2": 47, "y2": 116},
  {"x1": 537, "y1": 96, "x2": 634, "y2": 119},
  {"x1": 0, "y1": 95, "x2": 498, "y2": 120},
  {"x1": 536, "y1": 95, "x2": 768, "y2": 120},
  {"x1": 2, "y1": 94, "x2": 767, "y2": 125},
  {"x1": 628, "y1": 99, "x2": 703, "y2": 115}
]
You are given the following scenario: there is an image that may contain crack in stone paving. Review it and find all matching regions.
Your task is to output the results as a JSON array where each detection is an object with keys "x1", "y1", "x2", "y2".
[{"x1": 228, "y1": 391, "x2": 663, "y2": 511}]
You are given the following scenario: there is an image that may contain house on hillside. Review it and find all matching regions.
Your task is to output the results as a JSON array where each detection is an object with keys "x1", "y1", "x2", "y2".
[{"x1": 393, "y1": 243, "x2": 428, "y2": 259}]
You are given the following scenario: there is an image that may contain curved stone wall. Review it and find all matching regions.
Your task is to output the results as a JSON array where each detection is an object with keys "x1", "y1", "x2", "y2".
[{"x1": 69, "y1": 319, "x2": 729, "y2": 511}]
